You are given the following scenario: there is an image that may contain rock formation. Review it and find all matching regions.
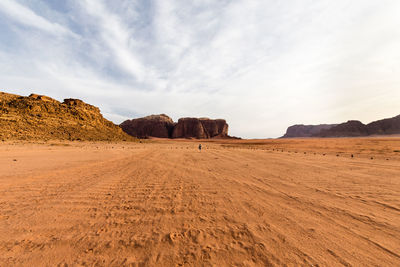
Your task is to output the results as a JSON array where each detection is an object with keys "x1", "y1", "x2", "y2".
[
  {"x1": 199, "y1": 118, "x2": 229, "y2": 138},
  {"x1": 121, "y1": 116, "x2": 229, "y2": 139},
  {"x1": 171, "y1": 118, "x2": 208, "y2": 139},
  {"x1": 283, "y1": 114, "x2": 400, "y2": 138},
  {"x1": 120, "y1": 114, "x2": 175, "y2": 139},
  {"x1": 0, "y1": 92, "x2": 134, "y2": 141},
  {"x1": 282, "y1": 124, "x2": 337, "y2": 138}
]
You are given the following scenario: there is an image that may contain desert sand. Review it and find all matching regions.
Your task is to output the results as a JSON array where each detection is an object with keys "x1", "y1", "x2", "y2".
[{"x1": 1, "y1": 138, "x2": 400, "y2": 266}]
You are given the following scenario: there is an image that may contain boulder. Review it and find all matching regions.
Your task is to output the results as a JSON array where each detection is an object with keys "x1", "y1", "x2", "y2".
[{"x1": 29, "y1": 94, "x2": 59, "y2": 103}]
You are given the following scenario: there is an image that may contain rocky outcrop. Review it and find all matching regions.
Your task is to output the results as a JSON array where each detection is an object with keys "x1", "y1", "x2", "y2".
[
  {"x1": 120, "y1": 114, "x2": 175, "y2": 139},
  {"x1": 199, "y1": 118, "x2": 229, "y2": 138},
  {"x1": 282, "y1": 124, "x2": 336, "y2": 138},
  {"x1": 171, "y1": 117, "x2": 229, "y2": 139},
  {"x1": 283, "y1": 114, "x2": 400, "y2": 138},
  {"x1": 121, "y1": 116, "x2": 229, "y2": 139},
  {"x1": 171, "y1": 118, "x2": 208, "y2": 139},
  {"x1": 0, "y1": 92, "x2": 134, "y2": 141}
]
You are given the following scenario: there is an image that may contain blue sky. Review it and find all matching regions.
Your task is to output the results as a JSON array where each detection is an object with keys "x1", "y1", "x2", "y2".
[{"x1": 1, "y1": 0, "x2": 400, "y2": 138}]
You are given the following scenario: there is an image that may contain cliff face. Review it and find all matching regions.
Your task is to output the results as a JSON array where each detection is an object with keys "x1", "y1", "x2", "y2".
[
  {"x1": 171, "y1": 118, "x2": 208, "y2": 139},
  {"x1": 282, "y1": 124, "x2": 336, "y2": 138},
  {"x1": 120, "y1": 114, "x2": 175, "y2": 139},
  {"x1": 282, "y1": 114, "x2": 400, "y2": 138},
  {"x1": 199, "y1": 118, "x2": 229, "y2": 138},
  {"x1": 121, "y1": 116, "x2": 229, "y2": 139},
  {"x1": 0, "y1": 92, "x2": 133, "y2": 141}
]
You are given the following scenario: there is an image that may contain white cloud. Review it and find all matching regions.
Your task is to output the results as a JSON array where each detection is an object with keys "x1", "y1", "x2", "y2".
[
  {"x1": 78, "y1": 0, "x2": 150, "y2": 83},
  {"x1": 0, "y1": 0, "x2": 77, "y2": 37}
]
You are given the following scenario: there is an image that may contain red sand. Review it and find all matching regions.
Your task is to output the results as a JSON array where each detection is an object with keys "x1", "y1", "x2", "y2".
[{"x1": 1, "y1": 138, "x2": 399, "y2": 266}]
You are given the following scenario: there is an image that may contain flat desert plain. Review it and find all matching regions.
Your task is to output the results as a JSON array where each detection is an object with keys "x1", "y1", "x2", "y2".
[{"x1": 1, "y1": 138, "x2": 400, "y2": 266}]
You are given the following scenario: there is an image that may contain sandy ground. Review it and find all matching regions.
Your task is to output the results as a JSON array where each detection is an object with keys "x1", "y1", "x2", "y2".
[{"x1": 0, "y1": 138, "x2": 399, "y2": 266}]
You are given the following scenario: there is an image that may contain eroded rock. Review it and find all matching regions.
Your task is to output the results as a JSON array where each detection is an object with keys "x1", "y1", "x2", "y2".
[
  {"x1": 120, "y1": 114, "x2": 175, "y2": 139},
  {"x1": 121, "y1": 116, "x2": 229, "y2": 139},
  {"x1": 0, "y1": 91, "x2": 133, "y2": 141}
]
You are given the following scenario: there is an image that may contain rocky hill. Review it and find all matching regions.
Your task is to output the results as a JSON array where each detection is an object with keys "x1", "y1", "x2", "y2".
[
  {"x1": 0, "y1": 92, "x2": 134, "y2": 141},
  {"x1": 121, "y1": 115, "x2": 229, "y2": 139},
  {"x1": 283, "y1": 114, "x2": 400, "y2": 138}
]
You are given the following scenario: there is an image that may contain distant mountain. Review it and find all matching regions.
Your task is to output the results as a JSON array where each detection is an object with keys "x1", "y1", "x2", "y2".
[
  {"x1": 0, "y1": 92, "x2": 134, "y2": 141},
  {"x1": 366, "y1": 115, "x2": 400, "y2": 135},
  {"x1": 317, "y1": 120, "x2": 368, "y2": 137},
  {"x1": 282, "y1": 114, "x2": 400, "y2": 138},
  {"x1": 282, "y1": 124, "x2": 337, "y2": 138}
]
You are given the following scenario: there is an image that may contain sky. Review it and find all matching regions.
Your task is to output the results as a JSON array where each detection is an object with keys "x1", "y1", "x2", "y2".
[{"x1": 0, "y1": 0, "x2": 400, "y2": 138}]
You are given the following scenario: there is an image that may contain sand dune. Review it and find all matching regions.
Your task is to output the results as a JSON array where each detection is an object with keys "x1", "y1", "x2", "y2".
[{"x1": 1, "y1": 139, "x2": 399, "y2": 266}]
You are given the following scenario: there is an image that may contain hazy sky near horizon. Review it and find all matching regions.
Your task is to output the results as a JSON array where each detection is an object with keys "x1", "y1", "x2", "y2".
[{"x1": 1, "y1": 0, "x2": 399, "y2": 138}]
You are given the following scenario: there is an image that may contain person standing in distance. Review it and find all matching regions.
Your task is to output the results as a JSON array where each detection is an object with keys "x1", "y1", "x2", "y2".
[{"x1": 198, "y1": 144, "x2": 202, "y2": 152}]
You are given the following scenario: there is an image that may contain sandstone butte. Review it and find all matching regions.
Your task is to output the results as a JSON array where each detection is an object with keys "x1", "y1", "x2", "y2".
[
  {"x1": 282, "y1": 114, "x2": 400, "y2": 138},
  {"x1": 120, "y1": 114, "x2": 175, "y2": 139},
  {"x1": 120, "y1": 115, "x2": 230, "y2": 139},
  {"x1": 0, "y1": 92, "x2": 134, "y2": 141}
]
